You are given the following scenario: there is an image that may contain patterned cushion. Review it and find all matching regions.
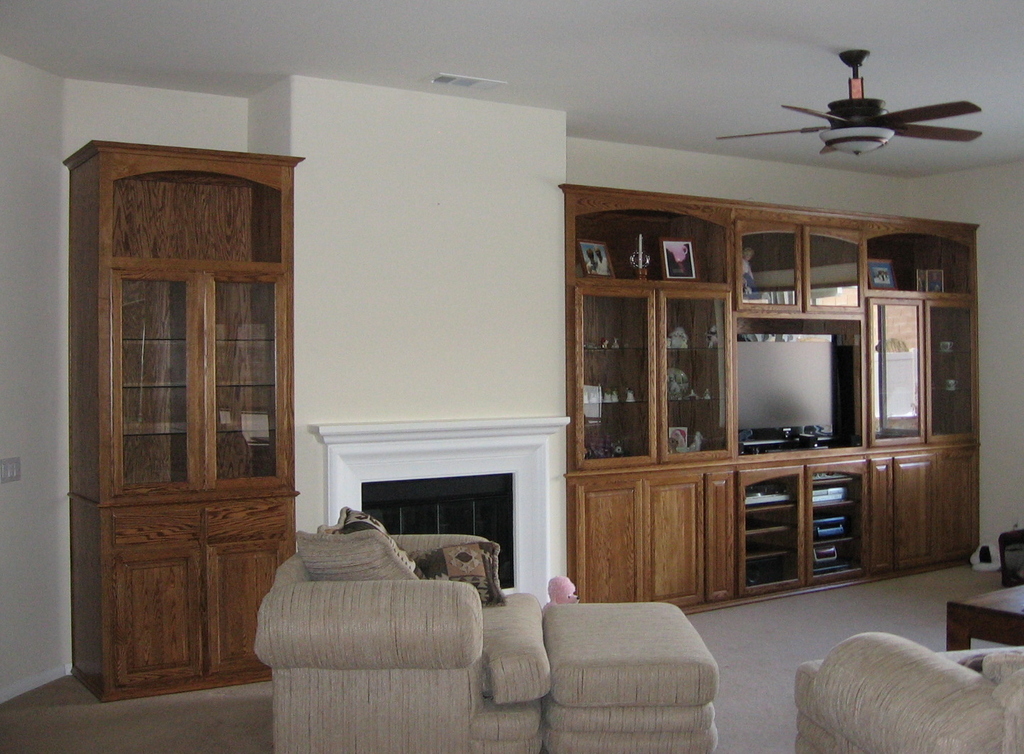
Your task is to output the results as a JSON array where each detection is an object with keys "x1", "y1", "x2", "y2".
[
  {"x1": 296, "y1": 529, "x2": 419, "y2": 581},
  {"x1": 317, "y1": 506, "x2": 389, "y2": 535},
  {"x1": 415, "y1": 541, "x2": 506, "y2": 606}
]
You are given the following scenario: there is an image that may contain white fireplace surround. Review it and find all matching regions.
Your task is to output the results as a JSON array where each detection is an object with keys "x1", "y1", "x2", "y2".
[{"x1": 314, "y1": 417, "x2": 569, "y2": 599}]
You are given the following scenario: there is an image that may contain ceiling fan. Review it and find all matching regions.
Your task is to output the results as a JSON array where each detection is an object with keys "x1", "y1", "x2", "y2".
[{"x1": 717, "y1": 50, "x2": 982, "y2": 155}]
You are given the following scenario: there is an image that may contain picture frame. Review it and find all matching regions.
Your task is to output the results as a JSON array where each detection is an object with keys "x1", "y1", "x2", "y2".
[
  {"x1": 661, "y1": 238, "x2": 696, "y2": 280},
  {"x1": 916, "y1": 269, "x2": 945, "y2": 292},
  {"x1": 668, "y1": 427, "x2": 689, "y2": 453},
  {"x1": 867, "y1": 259, "x2": 896, "y2": 290},
  {"x1": 578, "y1": 240, "x2": 614, "y2": 277}
]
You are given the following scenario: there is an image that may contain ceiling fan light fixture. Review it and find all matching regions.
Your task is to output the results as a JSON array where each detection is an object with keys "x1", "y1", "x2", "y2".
[{"x1": 819, "y1": 125, "x2": 896, "y2": 154}]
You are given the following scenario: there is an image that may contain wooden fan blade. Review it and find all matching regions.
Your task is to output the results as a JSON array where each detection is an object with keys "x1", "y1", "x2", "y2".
[
  {"x1": 894, "y1": 123, "x2": 982, "y2": 141},
  {"x1": 782, "y1": 105, "x2": 850, "y2": 123},
  {"x1": 881, "y1": 101, "x2": 981, "y2": 125},
  {"x1": 717, "y1": 125, "x2": 827, "y2": 140}
]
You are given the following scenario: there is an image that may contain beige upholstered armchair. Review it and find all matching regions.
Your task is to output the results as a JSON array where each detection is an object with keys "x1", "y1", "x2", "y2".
[
  {"x1": 255, "y1": 534, "x2": 549, "y2": 754},
  {"x1": 796, "y1": 632, "x2": 1024, "y2": 754}
]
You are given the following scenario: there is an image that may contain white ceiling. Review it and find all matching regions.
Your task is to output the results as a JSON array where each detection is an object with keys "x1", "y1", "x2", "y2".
[{"x1": 2, "y1": 0, "x2": 1021, "y2": 178}]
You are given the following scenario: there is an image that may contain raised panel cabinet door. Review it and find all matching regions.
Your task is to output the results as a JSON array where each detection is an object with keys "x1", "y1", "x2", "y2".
[
  {"x1": 644, "y1": 474, "x2": 704, "y2": 605},
  {"x1": 893, "y1": 454, "x2": 936, "y2": 569},
  {"x1": 569, "y1": 479, "x2": 641, "y2": 603},
  {"x1": 705, "y1": 471, "x2": 736, "y2": 602},
  {"x1": 206, "y1": 538, "x2": 286, "y2": 676},
  {"x1": 868, "y1": 458, "x2": 895, "y2": 574},
  {"x1": 111, "y1": 545, "x2": 203, "y2": 691},
  {"x1": 934, "y1": 448, "x2": 979, "y2": 561}
]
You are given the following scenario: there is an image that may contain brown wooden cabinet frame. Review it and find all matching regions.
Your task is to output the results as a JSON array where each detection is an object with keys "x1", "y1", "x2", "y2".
[
  {"x1": 563, "y1": 184, "x2": 979, "y2": 610},
  {"x1": 68, "y1": 142, "x2": 302, "y2": 700}
]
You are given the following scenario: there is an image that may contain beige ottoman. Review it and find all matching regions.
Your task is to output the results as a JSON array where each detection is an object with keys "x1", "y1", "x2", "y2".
[{"x1": 542, "y1": 602, "x2": 719, "y2": 753}]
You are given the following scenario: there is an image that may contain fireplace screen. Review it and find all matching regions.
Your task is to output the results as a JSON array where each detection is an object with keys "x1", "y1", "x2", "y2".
[{"x1": 362, "y1": 473, "x2": 515, "y2": 587}]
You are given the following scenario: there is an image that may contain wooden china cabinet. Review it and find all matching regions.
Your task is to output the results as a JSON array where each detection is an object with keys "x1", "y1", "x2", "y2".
[
  {"x1": 564, "y1": 184, "x2": 979, "y2": 610},
  {"x1": 66, "y1": 141, "x2": 302, "y2": 700}
]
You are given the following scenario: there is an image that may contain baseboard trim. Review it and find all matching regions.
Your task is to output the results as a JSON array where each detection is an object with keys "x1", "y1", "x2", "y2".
[{"x1": 0, "y1": 664, "x2": 71, "y2": 705}]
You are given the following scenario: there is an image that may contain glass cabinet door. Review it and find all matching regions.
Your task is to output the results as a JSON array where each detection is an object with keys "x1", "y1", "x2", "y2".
[
  {"x1": 929, "y1": 304, "x2": 974, "y2": 437},
  {"x1": 663, "y1": 294, "x2": 728, "y2": 457},
  {"x1": 740, "y1": 468, "x2": 802, "y2": 593},
  {"x1": 871, "y1": 301, "x2": 922, "y2": 442},
  {"x1": 215, "y1": 281, "x2": 278, "y2": 479},
  {"x1": 808, "y1": 462, "x2": 865, "y2": 582},
  {"x1": 579, "y1": 292, "x2": 652, "y2": 463},
  {"x1": 739, "y1": 226, "x2": 798, "y2": 307},
  {"x1": 119, "y1": 278, "x2": 190, "y2": 486},
  {"x1": 808, "y1": 230, "x2": 860, "y2": 308}
]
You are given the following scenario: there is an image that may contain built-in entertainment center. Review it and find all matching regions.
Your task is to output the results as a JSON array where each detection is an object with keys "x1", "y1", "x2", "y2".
[{"x1": 563, "y1": 184, "x2": 978, "y2": 609}]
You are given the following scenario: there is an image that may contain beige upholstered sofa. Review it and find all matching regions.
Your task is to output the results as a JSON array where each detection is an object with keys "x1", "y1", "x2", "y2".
[
  {"x1": 796, "y1": 632, "x2": 1024, "y2": 754},
  {"x1": 255, "y1": 534, "x2": 550, "y2": 754}
]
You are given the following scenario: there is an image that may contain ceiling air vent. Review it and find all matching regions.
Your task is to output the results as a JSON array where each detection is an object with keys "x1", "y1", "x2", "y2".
[{"x1": 431, "y1": 73, "x2": 507, "y2": 90}]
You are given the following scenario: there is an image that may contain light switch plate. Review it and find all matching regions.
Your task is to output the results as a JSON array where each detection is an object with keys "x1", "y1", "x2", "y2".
[{"x1": 0, "y1": 457, "x2": 21, "y2": 483}]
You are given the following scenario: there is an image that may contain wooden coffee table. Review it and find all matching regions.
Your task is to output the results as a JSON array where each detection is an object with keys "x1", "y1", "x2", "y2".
[{"x1": 946, "y1": 585, "x2": 1024, "y2": 650}]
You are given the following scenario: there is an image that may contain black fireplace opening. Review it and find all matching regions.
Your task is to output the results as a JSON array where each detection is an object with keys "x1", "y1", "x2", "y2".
[{"x1": 362, "y1": 473, "x2": 515, "y2": 587}]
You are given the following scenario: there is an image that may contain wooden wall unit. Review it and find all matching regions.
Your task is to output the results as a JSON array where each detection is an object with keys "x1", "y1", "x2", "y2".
[
  {"x1": 67, "y1": 142, "x2": 302, "y2": 700},
  {"x1": 563, "y1": 184, "x2": 979, "y2": 610}
]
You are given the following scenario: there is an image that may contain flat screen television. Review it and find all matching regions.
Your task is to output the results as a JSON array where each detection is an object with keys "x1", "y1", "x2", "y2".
[{"x1": 737, "y1": 335, "x2": 858, "y2": 452}]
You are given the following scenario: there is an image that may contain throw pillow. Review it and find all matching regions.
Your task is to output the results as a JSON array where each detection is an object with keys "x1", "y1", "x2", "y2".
[
  {"x1": 296, "y1": 529, "x2": 419, "y2": 581},
  {"x1": 983, "y1": 650, "x2": 1024, "y2": 684},
  {"x1": 317, "y1": 506, "x2": 389, "y2": 535},
  {"x1": 415, "y1": 541, "x2": 506, "y2": 606}
]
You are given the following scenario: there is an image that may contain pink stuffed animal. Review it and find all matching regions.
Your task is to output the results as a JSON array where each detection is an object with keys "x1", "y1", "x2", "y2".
[{"x1": 545, "y1": 576, "x2": 579, "y2": 609}]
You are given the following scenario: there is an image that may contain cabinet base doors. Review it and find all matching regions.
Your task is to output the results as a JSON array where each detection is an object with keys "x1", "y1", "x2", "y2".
[
  {"x1": 571, "y1": 480, "x2": 640, "y2": 603},
  {"x1": 112, "y1": 547, "x2": 204, "y2": 690},
  {"x1": 646, "y1": 475, "x2": 704, "y2": 605}
]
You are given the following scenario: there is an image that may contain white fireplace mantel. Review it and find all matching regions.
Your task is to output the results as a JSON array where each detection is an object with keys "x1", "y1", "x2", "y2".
[{"x1": 313, "y1": 417, "x2": 569, "y2": 599}]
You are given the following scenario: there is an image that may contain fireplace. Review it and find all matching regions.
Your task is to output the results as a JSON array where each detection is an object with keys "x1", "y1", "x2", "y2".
[{"x1": 314, "y1": 417, "x2": 568, "y2": 598}]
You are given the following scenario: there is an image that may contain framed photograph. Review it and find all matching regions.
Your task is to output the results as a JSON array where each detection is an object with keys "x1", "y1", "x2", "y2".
[
  {"x1": 916, "y1": 269, "x2": 945, "y2": 292},
  {"x1": 578, "y1": 240, "x2": 614, "y2": 277},
  {"x1": 668, "y1": 427, "x2": 689, "y2": 453},
  {"x1": 661, "y1": 238, "x2": 696, "y2": 279},
  {"x1": 867, "y1": 259, "x2": 896, "y2": 290}
]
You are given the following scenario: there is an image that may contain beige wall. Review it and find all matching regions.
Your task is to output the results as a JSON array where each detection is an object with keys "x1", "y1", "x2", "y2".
[
  {"x1": 282, "y1": 77, "x2": 568, "y2": 537},
  {"x1": 566, "y1": 138, "x2": 915, "y2": 217},
  {"x1": 0, "y1": 54, "x2": 67, "y2": 699}
]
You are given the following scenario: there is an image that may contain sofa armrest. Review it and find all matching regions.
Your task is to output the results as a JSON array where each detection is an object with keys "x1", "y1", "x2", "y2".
[
  {"x1": 813, "y1": 632, "x2": 1003, "y2": 754},
  {"x1": 481, "y1": 593, "x2": 550, "y2": 704},
  {"x1": 255, "y1": 577, "x2": 483, "y2": 670}
]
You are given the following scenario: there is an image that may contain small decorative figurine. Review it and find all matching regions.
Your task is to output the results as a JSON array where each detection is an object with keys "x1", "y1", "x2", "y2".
[
  {"x1": 625, "y1": 388, "x2": 636, "y2": 402},
  {"x1": 742, "y1": 247, "x2": 757, "y2": 296},
  {"x1": 667, "y1": 368, "x2": 690, "y2": 400},
  {"x1": 688, "y1": 431, "x2": 704, "y2": 453},
  {"x1": 667, "y1": 326, "x2": 689, "y2": 349},
  {"x1": 706, "y1": 324, "x2": 719, "y2": 348},
  {"x1": 545, "y1": 576, "x2": 579, "y2": 609}
]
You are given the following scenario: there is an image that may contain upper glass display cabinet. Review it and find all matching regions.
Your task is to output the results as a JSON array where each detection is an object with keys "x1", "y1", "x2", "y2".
[
  {"x1": 928, "y1": 303, "x2": 975, "y2": 439},
  {"x1": 578, "y1": 290, "x2": 654, "y2": 466},
  {"x1": 808, "y1": 229, "x2": 860, "y2": 308},
  {"x1": 662, "y1": 293, "x2": 729, "y2": 459},
  {"x1": 738, "y1": 223, "x2": 798, "y2": 308}
]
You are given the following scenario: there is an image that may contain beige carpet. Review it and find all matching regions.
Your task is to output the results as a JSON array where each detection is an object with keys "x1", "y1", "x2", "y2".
[{"x1": 0, "y1": 564, "x2": 1002, "y2": 754}]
